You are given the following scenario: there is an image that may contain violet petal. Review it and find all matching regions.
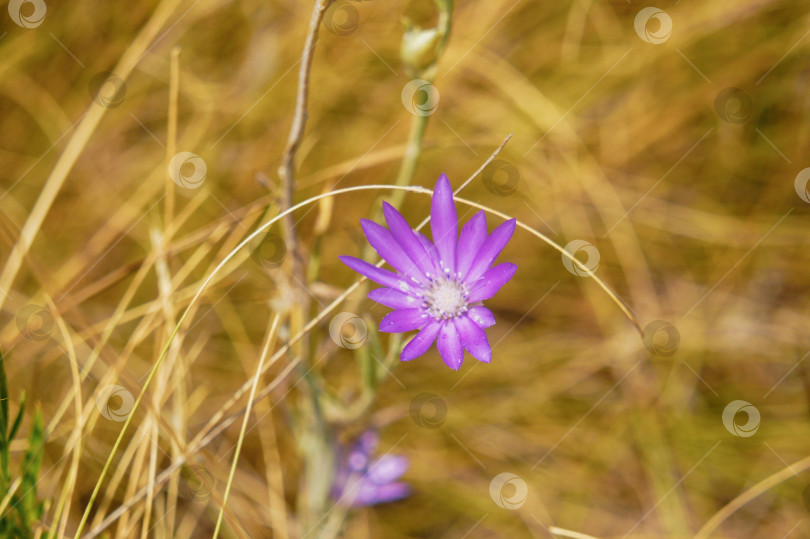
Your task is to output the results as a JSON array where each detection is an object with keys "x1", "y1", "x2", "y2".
[
  {"x1": 464, "y1": 218, "x2": 517, "y2": 284},
  {"x1": 379, "y1": 309, "x2": 429, "y2": 333},
  {"x1": 467, "y1": 305, "x2": 496, "y2": 329},
  {"x1": 416, "y1": 232, "x2": 439, "y2": 263},
  {"x1": 436, "y1": 321, "x2": 464, "y2": 370},
  {"x1": 368, "y1": 287, "x2": 421, "y2": 310},
  {"x1": 367, "y1": 455, "x2": 409, "y2": 484},
  {"x1": 454, "y1": 315, "x2": 492, "y2": 364},
  {"x1": 361, "y1": 219, "x2": 426, "y2": 283},
  {"x1": 456, "y1": 211, "x2": 487, "y2": 279},
  {"x1": 430, "y1": 173, "x2": 457, "y2": 273},
  {"x1": 382, "y1": 202, "x2": 438, "y2": 277},
  {"x1": 353, "y1": 482, "x2": 412, "y2": 506},
  {"x1": 468, "y1": 263, "x2": 518, "y2": 302},
  {"x1": 400, "y1": 321, "x2": 442, "y2": 361},
  {"x1": 356, "y1": 431, "x2": 379, "y2": 455},
  {"x1": 339, "y1": 255, "x2": 412, "y2": 293}
]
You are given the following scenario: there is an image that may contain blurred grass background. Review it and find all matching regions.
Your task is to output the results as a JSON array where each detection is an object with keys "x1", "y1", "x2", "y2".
[{"x1": 2, "y1": 0, "x2": 810, "y2": 537}]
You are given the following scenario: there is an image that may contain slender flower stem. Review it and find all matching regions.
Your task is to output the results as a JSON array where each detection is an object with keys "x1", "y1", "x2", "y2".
[
  {"x1": 349, "y1": 113, "x2": 429, "y2": 386},
  {"x1": 389, "y1": 113, "x2": 429, "y2": 211},
  {"x1": 275, "y1": 3, "x2": 336, "y2": 533},
  {"x1": 279, "y1": 0, "x2": 335, "y2": 292}
]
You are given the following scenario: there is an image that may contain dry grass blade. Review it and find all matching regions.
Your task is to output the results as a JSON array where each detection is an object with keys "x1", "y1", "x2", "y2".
[{"x1": 212, "y1": 313, "x2": 281, "y2": 538}]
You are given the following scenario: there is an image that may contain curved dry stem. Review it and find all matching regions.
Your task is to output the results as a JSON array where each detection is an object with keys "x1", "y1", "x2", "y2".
[
  {"x1": 694, "y1": 454, "x2": 810, "y2": 539},
  {"x1": 453, "y1": 195, "x2": 641, "y2": 333}
]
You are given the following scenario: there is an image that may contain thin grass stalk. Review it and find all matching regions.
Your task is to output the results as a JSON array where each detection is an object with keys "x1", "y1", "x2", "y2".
[{"x1": 212, "y1": 313, "x2": 281, "y2": 538}]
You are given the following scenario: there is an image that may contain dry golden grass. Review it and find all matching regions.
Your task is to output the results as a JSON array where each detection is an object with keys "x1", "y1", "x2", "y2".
[{"x1": 2, "y1": 0, "x2": 810, "y2": 537}]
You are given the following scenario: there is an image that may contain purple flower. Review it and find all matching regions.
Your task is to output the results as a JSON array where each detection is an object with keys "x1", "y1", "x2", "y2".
[
  {"x1": 332, "y1": 431, "x2": 411, "y2": 507},
  {"x1": 340, "y1": 174, "x2": 517, "y2": 370}
]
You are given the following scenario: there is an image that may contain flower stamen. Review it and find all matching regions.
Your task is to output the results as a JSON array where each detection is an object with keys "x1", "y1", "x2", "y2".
[{"x1": 422, "y1": 277, "x2": 469, "y2": 320}]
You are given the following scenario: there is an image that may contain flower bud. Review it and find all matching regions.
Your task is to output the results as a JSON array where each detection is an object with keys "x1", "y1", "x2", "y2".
[{"x1": 401, "y1": 26, "x2": 442, "y2": 74}]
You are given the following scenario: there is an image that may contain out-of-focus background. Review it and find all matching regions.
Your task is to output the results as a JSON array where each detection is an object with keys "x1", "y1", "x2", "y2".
[{"x1": 1, "y1": 0, "x2": 810, "y2": 537}]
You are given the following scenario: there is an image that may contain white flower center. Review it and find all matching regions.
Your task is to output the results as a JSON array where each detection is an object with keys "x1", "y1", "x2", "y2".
[{"x1": 423, "y1": 278, "x2": 469, "y2": 320}]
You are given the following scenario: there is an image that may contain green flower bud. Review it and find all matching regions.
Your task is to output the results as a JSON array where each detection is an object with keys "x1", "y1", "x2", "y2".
[{"x1": 401, "y1": 26, "x2": 442, "y2": 74}]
